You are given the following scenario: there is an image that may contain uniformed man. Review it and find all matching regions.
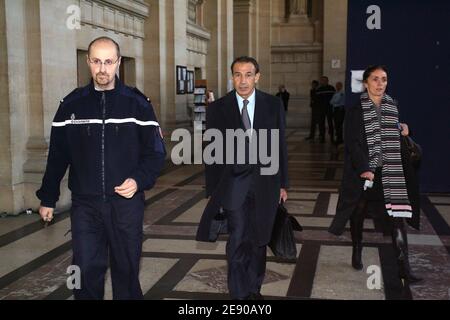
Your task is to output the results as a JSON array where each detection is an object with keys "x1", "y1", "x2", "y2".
[
  {"x1": 315, "y1": 76, "x2": 336, "y2": 143},
  {"x1": 36, "y1": 36, "x2": 166, "y2": 300}
]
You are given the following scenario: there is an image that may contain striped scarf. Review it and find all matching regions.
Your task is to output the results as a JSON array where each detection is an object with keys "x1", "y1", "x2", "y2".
[{"x1": 360, "y1": 92, "x2": 412, "y2": 218}]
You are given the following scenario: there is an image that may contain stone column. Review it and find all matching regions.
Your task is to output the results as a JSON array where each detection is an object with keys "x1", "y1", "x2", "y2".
[
  {"x1": 3, "y1": 0, "x2": 31, "y2": 214},
  {"x1": 1, "y1": 0, "x2": 73, "y2": 214},
  {"x1": 311, "y1": 0, "x2": 324, "y2": 22},
  {"x1": 271, "y1": 0, "x2": 286, "y2": 23},
  {"x1": 150, "y1": 0, "x2": 189, "y2": 126},
  {"x1": 256, "y1": 0, "x2": 271, "y2": 93},
  {"x1": 0, "y1": 0, "x2": 13, "y2": 213},
  {"x1": 204, "y1": 0, "x2": 233, "y2": 98},
  {"x1": 144, "y1": 0, "x2": 162, "y2": 119},
  {"x1": 286, "y1": 0, "x2": 309, "y2": 23},
  {"x1": 233, "y1": 0, "x2": 254, "y2": 58},
  {"x1": 173, "y1": 0, "x2": 189, "y2": 123},
  {"x1": 31, "y1": 0, "x2": 78, "y2": 212},
  {"x1": 288, "y1": 0, "x2": 308, "y2": 16},
  {"x1": 222, "y1": 0, "x2": 234, "y2": 95},
  {"x1": 204, "y1": 0, "x2": 220, "y2": 96},
  {"x1": 311, "y1": 0, "x2": 324, "y2": 44},
  {"x1": 323, "y1": 0, "x2": 347, "y2": 84},
  {"x1": 22, "y1": 0, "x2": 51, "y2": 211},
  {"x1": 157, "y1": 0, "x2": 178, "y2": 129}
]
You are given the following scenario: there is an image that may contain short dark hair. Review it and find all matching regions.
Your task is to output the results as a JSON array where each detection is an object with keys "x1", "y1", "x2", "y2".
[
  {"x1": 88, "y1": 36, "x2": 121, "y2": 58},
  {"x1": 363, "y1": 65, "x2": 388, "y2": 82},
  {"x1": 231, "y1": 56, "x2": 260, "y2": 74}
]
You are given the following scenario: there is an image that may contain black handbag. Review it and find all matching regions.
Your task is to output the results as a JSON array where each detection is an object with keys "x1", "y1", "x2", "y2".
[
  {"x1": 401, "y1": 135, "x2": 422, "y2": 164},
  {"x1": 208, "y1": 207, "x2": 228, "y2": 242},
  {"x1": 268, "y1": 201, "x2": 303, "y2": 260}
]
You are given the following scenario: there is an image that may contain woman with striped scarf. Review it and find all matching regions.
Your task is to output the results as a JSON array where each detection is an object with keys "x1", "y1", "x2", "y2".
[{"x1": 329, "y1": 65, "x2": 422, "y2": 284}]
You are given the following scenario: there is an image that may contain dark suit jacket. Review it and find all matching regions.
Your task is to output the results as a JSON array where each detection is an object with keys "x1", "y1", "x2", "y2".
[{"x1": 196, "y1": 89, "x2": 289, "y2": 246}]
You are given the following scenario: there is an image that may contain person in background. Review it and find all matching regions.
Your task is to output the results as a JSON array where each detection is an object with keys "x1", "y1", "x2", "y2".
[
  {"x1": 305, "y1": 80, "x2": 320, "y2": 142},
  {"x1": 206, "y1": 90, "x2": 215, "y2": 105},
  {"x1": 330, "y1": 81, "x2": 345, "y2": 145},
  {"x1": 315, "y1": 76, "x2": 336, "y2": 143},
  {"x1": 276, "y1": 85, "x2": 290, "y2": 112}
]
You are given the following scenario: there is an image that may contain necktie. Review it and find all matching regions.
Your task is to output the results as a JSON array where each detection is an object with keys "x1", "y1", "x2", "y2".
[{"x1": 242, "y1": 99, "x2": 251, "y2": 130}]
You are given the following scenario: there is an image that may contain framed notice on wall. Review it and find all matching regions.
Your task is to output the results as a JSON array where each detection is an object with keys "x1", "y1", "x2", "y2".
[
  {"x1": 187, "y1": 70, "x2": 194, "y2": 94},
  {"x1": 176, "y1": 66, "x2": 187, "y2": 94}
]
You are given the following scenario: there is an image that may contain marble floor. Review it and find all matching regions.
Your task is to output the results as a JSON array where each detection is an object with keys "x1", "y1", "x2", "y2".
[{"x1": 1, "y1": 128, "x2": 450, "y2": 300}]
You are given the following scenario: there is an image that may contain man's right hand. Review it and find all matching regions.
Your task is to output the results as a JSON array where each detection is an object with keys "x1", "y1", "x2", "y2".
[
  {"x1": 39, "y1": 206, "x2": 54, "y2": 222},
  {"x1": 360, "y1": 171, "x2": 375, "y2": 181}
]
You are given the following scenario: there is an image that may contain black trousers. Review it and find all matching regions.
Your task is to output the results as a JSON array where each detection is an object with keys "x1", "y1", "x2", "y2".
[
  {"x1": 351, "y1": 168, "x2": 405, "y2": 239},
  {"x1": 321, "y1": 106, "x2": 334, "y2": 140},
  {"x1": 70, "y1": 193, "x2": 145, "y2": 300},
  {"x1": 333, "y1": 106, "x2": 345, "y2": 143},
  {"x1": 226, "y1": 192, "x2": 266, "y2": 299},
  {"x1": 308, "y1": 107, "x2": 325, "y2": 139},
  {"x1": 325, "y1": 105, "x2": 334, "y2": 141}
]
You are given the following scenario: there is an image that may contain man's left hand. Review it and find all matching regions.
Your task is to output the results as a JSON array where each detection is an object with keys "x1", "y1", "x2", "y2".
[
  {"x1": 115, "y1": 178, "x2": 138, "y2": 199},
  {"x1": 280, "y1": 188, "x2": 288, "y2": 203},
  {"x1": 400, "y1": 123, "x2": 409, "y2": 136}
]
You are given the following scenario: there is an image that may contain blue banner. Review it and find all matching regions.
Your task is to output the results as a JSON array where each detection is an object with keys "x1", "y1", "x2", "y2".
[{"x1": 346, "y1": 0, "x2": 450, "y2": 192}]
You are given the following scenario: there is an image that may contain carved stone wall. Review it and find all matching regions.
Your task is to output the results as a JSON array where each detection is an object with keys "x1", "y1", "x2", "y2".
[{"x1": 79, "y1": 0, "x2": 148, "y2": 38}]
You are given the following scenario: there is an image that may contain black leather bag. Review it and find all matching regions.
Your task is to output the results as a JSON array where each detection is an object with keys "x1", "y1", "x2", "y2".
[
  {"x1": 268, "y1": 201, "x2": 303, "y2": 259},
  {"x1": 401, "y1": 135, "x2": 422, "y2": 165},
  {"x1": 208, "y1": 207, "x2": 228, "y2": 242}
]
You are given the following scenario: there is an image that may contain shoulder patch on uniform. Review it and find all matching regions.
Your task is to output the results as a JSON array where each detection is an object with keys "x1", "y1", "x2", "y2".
[
  {"x1": 132, "y1": 87, "x2": 152, "y2": 104},
  {"x1": 60, "y1": 87, "x2": 83, "y2": 105}
]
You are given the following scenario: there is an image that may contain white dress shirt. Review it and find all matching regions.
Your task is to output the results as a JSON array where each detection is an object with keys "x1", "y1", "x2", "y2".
[{"x1": 236, "y1": 90, "x2": 256, "y2": 130}]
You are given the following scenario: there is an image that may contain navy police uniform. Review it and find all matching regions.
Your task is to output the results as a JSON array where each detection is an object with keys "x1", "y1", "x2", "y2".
[{"x1": 36, "y1": 76, "x2": 166, "y2": 299}]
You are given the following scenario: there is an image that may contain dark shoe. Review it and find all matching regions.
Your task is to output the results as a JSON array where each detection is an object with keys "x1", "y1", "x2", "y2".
[
  {"x1": 350, "y1": 211, "x2": 365, "y2": 271},
  {"x1": 319, "y1": 137, "x2": 325, "y2": 144},
  {"x1": 398, "y1": 261, "x2": 423, "y2": 284},
  {"x1": 392, "y1": 222, "x2": 423, "y2": 284},
  {"x1": 305, "y1": 136, "x2": 314, "y2": 141},
  {"x1": 249, "y1": 292, "x2": 264, "y2": 300},
  {"x1": 352, "y1": 244, "x2": 363, "y2": 270}
]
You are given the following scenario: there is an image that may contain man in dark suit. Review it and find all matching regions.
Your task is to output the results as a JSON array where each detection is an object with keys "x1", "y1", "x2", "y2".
[
  {"x1": 196, "y1": 56, "x2": 289, "y2": 300},
  {"x1": 315, "y1": 76, "x2": 336, "y2": 143},
  {"x1": 276, "y1": 85, "x2": 290, "y2": 112}
]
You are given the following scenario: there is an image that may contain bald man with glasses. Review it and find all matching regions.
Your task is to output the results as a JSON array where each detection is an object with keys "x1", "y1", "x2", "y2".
[{"x1": 36, "y1": 36, "x2": 166, "y2": 300}]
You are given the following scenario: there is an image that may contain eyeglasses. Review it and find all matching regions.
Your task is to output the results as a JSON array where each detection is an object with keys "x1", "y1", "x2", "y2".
[{"x1": 88, "y1": 57, "x2": 120, "y2": 67}]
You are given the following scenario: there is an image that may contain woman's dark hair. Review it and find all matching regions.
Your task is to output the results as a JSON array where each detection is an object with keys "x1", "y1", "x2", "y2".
[
  {"x1": 363, "y1": 65, "x2": 388, "y2": 82},
  {"x1": 231, "y1": 56, "x2": 260, "y2": 74}
]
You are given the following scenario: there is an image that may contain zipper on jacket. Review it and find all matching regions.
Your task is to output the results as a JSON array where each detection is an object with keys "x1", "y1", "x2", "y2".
[
  {"x1": 87, "y1": 125, "x2": 91, "y2": 137},
  {"x1": 101, "y1": 92, "x2": 106, "y2": 202},
  {"x1": 115, "y1": 125, "x2": 119, "y2": 136}
]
